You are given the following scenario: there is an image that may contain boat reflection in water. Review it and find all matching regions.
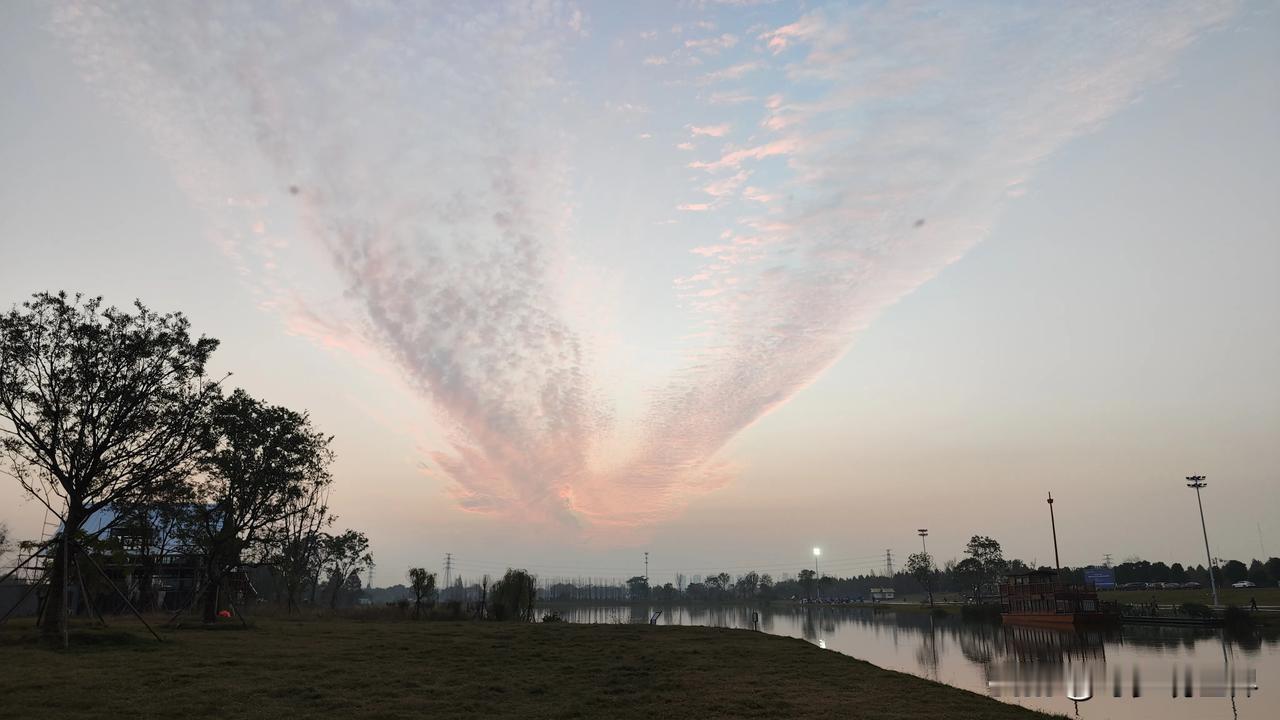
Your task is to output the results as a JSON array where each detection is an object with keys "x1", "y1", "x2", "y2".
[{"x1": 549, "y1": 603, "x2": 1277, "y2": 720}]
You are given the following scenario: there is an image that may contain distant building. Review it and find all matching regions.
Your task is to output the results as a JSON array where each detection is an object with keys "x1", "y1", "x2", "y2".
[
  {"x1": 1082, "y1": 566, "x2": 1116, "y2": 590},
  {"x1": 869, "y1": 587, "x2": 895, "y2": 601}
]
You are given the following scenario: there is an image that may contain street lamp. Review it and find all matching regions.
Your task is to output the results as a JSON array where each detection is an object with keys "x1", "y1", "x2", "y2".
[
  {"x1": 813, "y1": 547, "x2": 822, "y2": 601},
  {"x1": 1186, "y1": 476, "x2": 1220, "y2": 607},
  {"x1": 917, "y1": 529, "x2": 928, "y2": 555}
]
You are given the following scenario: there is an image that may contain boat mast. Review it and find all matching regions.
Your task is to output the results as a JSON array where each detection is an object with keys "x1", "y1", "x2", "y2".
[{"x1": 1047, "y1": 492, "x2": 1060, "y2": 571}]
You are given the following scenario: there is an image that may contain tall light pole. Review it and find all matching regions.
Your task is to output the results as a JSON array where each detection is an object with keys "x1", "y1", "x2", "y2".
[
  {"x1": 918, "y1": 529, "x2": 933, "y2": 607},
  {"x1": 1186, "y1": 476, "x2": 1220, "y2": 607},
  {"x1": 813, "y1": 547, "x2": 822, "y2": 601}
]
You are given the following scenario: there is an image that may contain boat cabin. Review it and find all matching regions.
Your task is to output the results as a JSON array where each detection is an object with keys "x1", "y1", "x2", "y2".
[{"x1": 999, "y1": 569, "x2": 1100, "y2": 617}]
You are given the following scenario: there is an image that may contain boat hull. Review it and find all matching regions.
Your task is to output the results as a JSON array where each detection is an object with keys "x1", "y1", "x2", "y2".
[{"x1": 1002, "y1": 612, "x2": 1113, "y2": 628}]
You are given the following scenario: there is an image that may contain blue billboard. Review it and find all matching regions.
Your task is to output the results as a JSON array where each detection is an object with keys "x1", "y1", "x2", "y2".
[{"x1": 1083, "y1": 566, "x2": 1116, "y2": 589}]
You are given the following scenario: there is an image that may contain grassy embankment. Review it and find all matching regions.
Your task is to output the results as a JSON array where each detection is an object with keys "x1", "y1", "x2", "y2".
[{"x1": 0, "y1": 616, "x2": 1061, "y2": 720}]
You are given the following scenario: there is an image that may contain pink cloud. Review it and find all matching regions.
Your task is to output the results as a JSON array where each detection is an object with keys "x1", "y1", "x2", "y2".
[
  {"x1": 688, "y1": 136, "x2": 800, "y2": 171},
  {"x1": 689, "y1": 123, "x2": 731, "y2": 137}
]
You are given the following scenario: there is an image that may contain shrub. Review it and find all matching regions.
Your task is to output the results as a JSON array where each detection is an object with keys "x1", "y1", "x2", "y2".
[
  {"x1": 1180, "y1": 602, "x2": 1213, "y2": 619},
  {"x1": 1222, "y1": 605, "x2": 1255, "y2": 631}
]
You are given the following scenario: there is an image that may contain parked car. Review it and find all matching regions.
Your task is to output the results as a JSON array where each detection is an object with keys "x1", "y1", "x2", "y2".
[
  {"x1": 1231, "y1": 580, "x2": 1256, "y2": 589},
  {"x1": 1117, "y1": 582, "x2": 1147, "y2": 591},
  {"x1": 1181, "y1": 582, "x2": 1202, "y2": 589}
]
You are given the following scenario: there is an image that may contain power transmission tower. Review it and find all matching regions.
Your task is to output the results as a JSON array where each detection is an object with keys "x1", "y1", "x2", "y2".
[
  {"x1": 885, "y1": 549, "x2": 894, "y2": 577},
  {"x1": 1103, "y1": 553, "x2": 1113, "y2": 568},
  {"x1": 644, "y1": 552, "x2": 649, "y2": 583},
  {"x1": 444, "y1": 553, "x2": 452, "y2": 601}
]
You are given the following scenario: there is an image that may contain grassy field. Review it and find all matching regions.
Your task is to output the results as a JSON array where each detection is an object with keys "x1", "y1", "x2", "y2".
[
  {"x1": 1101, "y1": 586, "x2": 1280, "y2": 607},
  {"x1": 0, "y1": 616, "x2": 1061, "y2": 720}
]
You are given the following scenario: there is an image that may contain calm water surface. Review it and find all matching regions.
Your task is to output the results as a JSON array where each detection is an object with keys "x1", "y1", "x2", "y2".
[{"x1": 553, "y1": 604, "x2": 1278, "y2": 720}]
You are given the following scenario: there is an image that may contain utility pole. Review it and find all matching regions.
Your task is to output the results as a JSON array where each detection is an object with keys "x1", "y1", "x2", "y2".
[
  {"x1": 644, "y1": 552, "x2": 649, "y2": 584},
  {"x1": 1186, "y1": 476, "x2": 1220, "y2": 607},
  {"x1": 444, "y1": 553, "x2": 452, "y2": 602},
  {"x1": 1047, "y1": 492, "x2": 1060, "y2": 571}
]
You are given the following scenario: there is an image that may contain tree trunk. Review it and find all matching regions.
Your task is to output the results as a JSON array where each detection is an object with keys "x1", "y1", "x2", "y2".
[
  {"x1": 41, "y1": 506, "x2": 84, "y2": 640},
  {"x1": 202, "y1": 578, "x2": 221, "y2": 623}
]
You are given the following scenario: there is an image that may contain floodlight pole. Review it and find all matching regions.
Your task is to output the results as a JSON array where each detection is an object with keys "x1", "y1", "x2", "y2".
[
  {"x1": 918, "y1": 529, "x2": 933, "y2": 607},
  {"x1": 813, "y1": 547, "x2": 821, "y2": 602},
  {"x1": 1047, "y1": 493, "x2": 1060, "y2": 571},
  {"x1": 1186, "y1": 476, "x2": 1220, "y2": 607}
]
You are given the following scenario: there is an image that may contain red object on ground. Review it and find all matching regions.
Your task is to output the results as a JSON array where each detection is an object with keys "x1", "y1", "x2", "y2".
[{"x1": 217, "y1": 610, "x2": 232, "y2": 619}]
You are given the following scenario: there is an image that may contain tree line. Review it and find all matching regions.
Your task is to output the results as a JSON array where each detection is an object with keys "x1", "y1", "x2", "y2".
[
  {"x1": 427, "y1": 536, "x2": 1280, "y2": 607},
  {"x1": 0, "y1": 291, "x2": 373, "y2": 635}
]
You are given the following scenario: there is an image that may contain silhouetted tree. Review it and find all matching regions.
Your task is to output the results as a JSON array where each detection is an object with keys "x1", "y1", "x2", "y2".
[
  {"x1": 1221, "y1": 559, "x2": 1248, "y2": 584},
  {"x1": 735, "y1": 571, "x2": 760, "y2": 599},
  {"x1": 798, "y1": 568, "x2": 816, "y2": 600},
  {"x1": 953, "y1": 558, "x2": 984, "y2": 600},
  {"x1": 408, "y1": 567, "x2": 436, "y2": 618},
  {"x1": 906, "y1": 551, "x2": 935, "y2": 606},
  {"x1": 187, "y1": 389, "x2": 334, "y2": 622},
  {"x1": 964, "y1": 536, "x2": 1006, "y2": 597},
  {"x1": 270, "y1": 480, "x2": 332, "y2": 612},
  {"x1": 626, "y1": 575, "x2": 649, "y2": 602},
  {"x1": 491, "y1": 568, "x2": 536, "y2": 621},
  {"x1": 0, "y1": 292, "x2": 219, "y2": 638},
  {"x1": 1247, "y1": 560, "x2": 1269, "y2": 586},
  {"x1": 0, "y1": 520, "x2": 9, "y2": 562},
  {"x1": 1265, "y1": 558, "x2": 1280, "y2": 585},
  {"x1": 320, "y1": 530, "x2": 372, "y2": 609}
]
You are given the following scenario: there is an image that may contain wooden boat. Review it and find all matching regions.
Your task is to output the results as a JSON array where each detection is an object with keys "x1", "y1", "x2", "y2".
[{"x1": 999, "y1": 569, "x2": 1115, "y2": 628}]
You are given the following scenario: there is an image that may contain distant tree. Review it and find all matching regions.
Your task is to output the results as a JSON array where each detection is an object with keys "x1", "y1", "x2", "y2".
[
  {"x1": 953, "y1": 558, "x2": 984, "y2": 600},
  {"x1": 1247, "y1": 560, "x2": 1269, "y2": 587},
  {"x1": 1221, "y1": 559, "x2": 1248, "y2": 584},
  {"x1": 1265, "y1": 558, "x2": 1280, "y2": 585},
  {"x1": 0, "y1": 520, "x2": 9, "y2": 562},
  {"x1": 798, "y1": 568, "x2": 816, "y2": 600},
  {"x1": 626, "y1": 575, "x2": 650, "y2": 602},
  {"x1": 1170, "y1": 563, "x2": 1187, "y2": 583},
  {"x1": 906, "y1": 552, "x2": 935, "y2": 606},
  {"x1": 684, "y1": 581, "x2": 708, "y2": 602},
  {"x1": 704, "y1": 571, "x2": 731, "y2": 601},
  {"x1": 964, "y1": 536, "x2": 1006, "y2": 596},
  {"x1": 270, "y1": 482, "x2": 332, "y2": 612},
  {"x1": 758, "y1": 573, "x2": 775, "y2": 600},
  {"x1": 0, "y1": 292, "x2": 219, "y2": 638},
  {"x1": 320, "y1": 530, "x2": 373, "y2": 609},
  {"x1": 490, "y1": 568, "x2": 536, "y2": 621},
  {"x1": 734, "y1": 571, "x2": 760, "y2": 599},
  {"x1": 408, "y1": 568, "x2": 437, "y2": 618}
]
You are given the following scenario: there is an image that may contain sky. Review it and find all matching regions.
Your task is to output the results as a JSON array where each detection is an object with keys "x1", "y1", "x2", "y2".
[{"x1": 1, "y1": 1, "x2": 1277, "y2": 587}]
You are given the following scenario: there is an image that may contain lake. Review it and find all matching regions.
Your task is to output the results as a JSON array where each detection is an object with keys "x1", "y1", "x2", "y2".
[{"x1": 551, "y1": 604, "x2": 1278, "y2": 719}]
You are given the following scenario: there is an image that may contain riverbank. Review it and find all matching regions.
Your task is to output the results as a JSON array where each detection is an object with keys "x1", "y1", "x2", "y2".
[{"x1": 0, "y1": 617, "x2": 1060, "y2": 719}]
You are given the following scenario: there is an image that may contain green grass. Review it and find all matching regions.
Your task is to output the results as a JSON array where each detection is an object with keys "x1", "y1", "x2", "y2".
[
  {"x1": 0, "y1": 616, "x2": 1061, "y2": 719},
  {"x1": 1101, "y1": 586, "x2": 1280, "y2": 607}
]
